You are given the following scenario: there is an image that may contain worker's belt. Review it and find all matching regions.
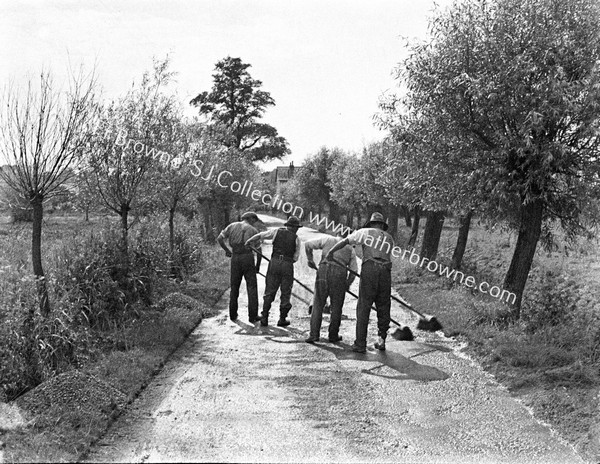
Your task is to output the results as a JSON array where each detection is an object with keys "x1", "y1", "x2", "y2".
[
  {"x1": 363, "y1": 258, "x2": 392, "y2": 269},
  {"x1": 320, "y1": 260, "x2": 347, "y2": 270},
  {"x1": 232, "y1": 249, "x2": 253, "y2": 255},
  {"x1": 271, "y1": 254, "x2": 294, "y2": 263},
  {"x1": 231, "y1": 246, "x2": 252, "y2": 255}
]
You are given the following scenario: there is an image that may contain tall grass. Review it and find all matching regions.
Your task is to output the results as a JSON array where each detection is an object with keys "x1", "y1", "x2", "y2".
[{"x1": 0, "y1": 214, "x2": 209, "y2": 401}]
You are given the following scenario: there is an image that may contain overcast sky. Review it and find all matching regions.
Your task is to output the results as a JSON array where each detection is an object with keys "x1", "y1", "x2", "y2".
[{"x1": 0, "y1": 0, "x2": 451, "y2": 169}]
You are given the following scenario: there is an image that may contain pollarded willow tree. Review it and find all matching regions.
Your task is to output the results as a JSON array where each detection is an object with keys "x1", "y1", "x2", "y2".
[
  {"x1": 0, "y1": 70, "x2": 96, "y2": 314},
  {"x1": 85, "y1": 58, "x2": 177, "y2": 269},
  {"x1": 397, "y1": 0, "x2": 600, "y2": 313}
]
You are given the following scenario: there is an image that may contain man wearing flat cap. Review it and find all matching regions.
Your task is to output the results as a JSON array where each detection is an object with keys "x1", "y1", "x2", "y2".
[
  {"x1": 326, "y1": 212, "x2": 394, "y2": 353},
  {"x1": 246, "y1": 216, "x2": 302, "y2": 327},
  {"x1": 217, "y1": 211, "x2": 263, "y2": 323}
]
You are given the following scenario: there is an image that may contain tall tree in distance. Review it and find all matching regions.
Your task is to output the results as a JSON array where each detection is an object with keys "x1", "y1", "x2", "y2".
[{"x1": 190, "y1": 57, "x2": 289, "y2": 162}]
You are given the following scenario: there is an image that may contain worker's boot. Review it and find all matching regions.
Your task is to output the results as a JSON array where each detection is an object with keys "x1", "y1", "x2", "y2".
[
  {"x1": 277, "y1": 318, "x2": 290, "y2": 327},
  {"x1": 374, "y1": 337, "x2": 386, "y2": 351}
]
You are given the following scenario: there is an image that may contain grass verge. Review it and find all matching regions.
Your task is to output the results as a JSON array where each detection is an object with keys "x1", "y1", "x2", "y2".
[
  {"x1": 395, "y1": 267, "x2": 600, "y2": 462},
  {"x1": 0, "y1": 250, "x2": 230, "y2": 463}
]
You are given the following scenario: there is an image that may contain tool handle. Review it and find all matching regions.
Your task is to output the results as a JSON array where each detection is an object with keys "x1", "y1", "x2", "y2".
[
  {"x1": 257, "y1": 270, "x2": 312, "y2": 306},
  {"x1": 331, "y1": 257, "x2": 426, "y2": 318},
  {"x1": 345, "y1": 288, "x2": 404, "y2": 329},
  {"x1": 251, "y1": 246, "x2": 315, "y2": 295}
]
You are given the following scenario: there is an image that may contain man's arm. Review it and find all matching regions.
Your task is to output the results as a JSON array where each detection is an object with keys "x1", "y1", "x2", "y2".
[
  {"x1": 217, "y1": 227, "x2": 232, "y2": 257},
  {"x1": 293, "y1": 235, "x2": 302, "y2": 262},
  {"x1": 346, "y1": 248, "x2": 358, "y2": 288},
  {"x1": 245, "y1": 229, "x2": 275, "y2": 248},
  {"x1": 325, "y1": 238, "x2": 350, "y2": 261},
  {"x1": 304, "y1": 237, "x2": 325, "y2": 269}
]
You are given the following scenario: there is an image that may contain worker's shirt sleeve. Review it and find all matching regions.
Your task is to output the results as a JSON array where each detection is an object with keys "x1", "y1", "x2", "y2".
[
  {"x1": 304, "y1": 237, "x2": 326, "y2": 263},
  {"x1": 218, "y1": 223, "x2": 233, "y2": 241},
  {"x1": 293, "y1": 235, "x2": 302, "y2": 262},
  {"x1": 246, "y1": 229, "x2": 275, "y2": 246}
]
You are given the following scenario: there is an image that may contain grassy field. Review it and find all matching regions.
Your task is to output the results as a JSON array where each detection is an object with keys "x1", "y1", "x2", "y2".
[
  {"x1": 0, "y1": 213, "x2": 231, "y2": 462},
  {"x1": 391, "y1": 217, "x2": 600, "y2": 460}
]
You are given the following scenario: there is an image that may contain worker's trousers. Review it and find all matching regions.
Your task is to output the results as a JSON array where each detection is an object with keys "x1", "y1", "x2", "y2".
[
  {"x1": 261, "y1": 258, "x2": 294, "y2": 321},
  {"x1": 230, "y1": 252, "x2": 259, "y2": 320},
  {"x1": 309, "y1": 262, "x2": 347, "y2": 340},
  {"x1": 354, "y1": 260, "x2": 391, "y2": 350}
]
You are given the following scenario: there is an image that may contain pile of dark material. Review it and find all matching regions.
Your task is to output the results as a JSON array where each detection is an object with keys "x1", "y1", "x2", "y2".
[{"x1": 15, "y1": 370, "x2": 127, "y2": 420}]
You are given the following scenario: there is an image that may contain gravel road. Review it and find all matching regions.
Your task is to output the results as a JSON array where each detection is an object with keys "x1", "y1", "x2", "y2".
[{"x1": 84, "y1": 216, "x2": 584, "y2": 463}]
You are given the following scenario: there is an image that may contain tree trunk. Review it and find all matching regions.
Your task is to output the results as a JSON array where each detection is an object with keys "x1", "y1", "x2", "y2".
[
  {"x1": 169, "y1": 206, "x2": 176, "y2": 256},
  {"x1": 420, "y1": 210, "x2": 445, "y2": 261},
  {"x1": 120, "y1": 204, "x2": 130, "y2": 272},
  {"x1": 401, "y1": 205, "x2": 412, "y2": 227},
  {"x1": 407, "y1": 206, "x2": 421, "y2": 248},
  {"x1": 503, "y1": 198, "x2": 544, "y2": 315},
  {"x1": 31, "y1": 195, "x2": 50, "y2": 316},
  {"x1": 346, "y1": 208, "x2": 354, "y2": 229},
  {"x1": 386, "y1": 204, "x2": 399, "y2": 240},
  {"x1": 222, "y1": 204, "x2": 231, "y2": 229},
  {"x1": 451, "y1": 210, "x2": 473, "y2": 270},
  {"x1": 328, "y1": 201, "x2": 340, "y2": 223},
  {"x1": 201, "y1": 200, "x2": 215, "y2": 243}
]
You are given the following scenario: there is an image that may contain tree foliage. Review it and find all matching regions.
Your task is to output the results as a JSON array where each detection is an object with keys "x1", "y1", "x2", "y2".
[
  {"x1": 84, "y1": 58, "x2": 177, "y2": 266},
  {"x1": 190, "y1": 57, "x2": 289, "y2": 162},
  {"x1": 0, "y1": 69, "x2": 97, "y2": 314},
  {"x1": 383, "y1": 0, "x2": 600, "y2": 311}
]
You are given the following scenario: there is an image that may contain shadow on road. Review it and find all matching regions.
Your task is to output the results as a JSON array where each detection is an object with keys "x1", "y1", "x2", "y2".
[
  {"x1": 316, "y1": 342, "x2": 449, "y2": 382},
  {"x1": 233, "y1": 320, "x2": 448, "y2": 382},
  {"x1": 233, "y1": 320, "x2": 308, "y2": 342}
]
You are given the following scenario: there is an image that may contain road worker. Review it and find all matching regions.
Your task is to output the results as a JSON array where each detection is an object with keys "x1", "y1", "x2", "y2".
[
  {"x1": 326, "y1": 212, "x2": 394, "y2": 353},
  {"x1": 245, "y1": 216, "x2": 302, "y2": 327},
  {"x1": 217, "y1": 211, "x2": 263, "y2": 323},
  {"x1": 304, "y1": 230, "x2": 357, "y2": 344}
]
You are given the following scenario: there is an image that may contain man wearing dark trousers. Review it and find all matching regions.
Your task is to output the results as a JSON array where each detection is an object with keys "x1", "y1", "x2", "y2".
[
  {"x1": 326, "y1": 212, "x2": 394, "y2": 353},
  {"x1": 304, "y1": 231, "x2": 357, "y2": 344},
  {"x1": 246, "y1": 216, "x2": 302, "y2": 327},
  {"x1": 217, "y1": 211, "x2": 263, "y2": 323}
]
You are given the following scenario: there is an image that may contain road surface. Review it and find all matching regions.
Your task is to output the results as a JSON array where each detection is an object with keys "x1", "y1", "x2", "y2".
[{"x1": 84, "y1": 215, "x2": 583, "y2": 463}]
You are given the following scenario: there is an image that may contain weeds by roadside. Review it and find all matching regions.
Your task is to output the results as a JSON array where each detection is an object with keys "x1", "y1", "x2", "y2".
[
  {"x1": 0, "y1": 215, "x2": 230, "y2": 462},
  {"x1": 393, "y1": 220, "x2": 600, "y2": 461}
]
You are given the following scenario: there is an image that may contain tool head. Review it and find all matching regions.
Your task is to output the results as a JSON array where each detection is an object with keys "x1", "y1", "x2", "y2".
[
  {"x1": 391, "y1": 326, "x2": 415, "y2": 341},
  {"x1": 416, "y1": 317, "x2": 443, "y2": 332}
]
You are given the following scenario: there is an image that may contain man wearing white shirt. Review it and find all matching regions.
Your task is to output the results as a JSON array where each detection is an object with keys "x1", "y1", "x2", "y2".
[{"x1": 304, "y1": 231, "x2": 357, "y2": 343}]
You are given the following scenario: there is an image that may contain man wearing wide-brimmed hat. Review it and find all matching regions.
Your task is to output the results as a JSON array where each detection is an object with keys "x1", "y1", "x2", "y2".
[
  {"x1": 326, "y1": 212, "x2": 394, "y2": 353},
  {"x1": 246, "y1": 216, "x2": 302, "y2": 327},
  {"x1": 217, "y1": 211, "x2": 264, "y2": 323}
]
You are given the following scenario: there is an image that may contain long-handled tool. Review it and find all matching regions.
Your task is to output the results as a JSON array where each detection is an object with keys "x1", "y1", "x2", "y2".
[
  {"x1": 344, "y1": 287, "x2": 414, "y2": 341},
  {"x1": 331, "y1": 257, "x2": 443, "y2": 332},
  {"x1": 250, "y1": 247, "x2": 316, "y2": 295},
  {"x1": 257, "y1": 270, "x2": 311, "y2": 306},
  {"x1": 300, "y1": 258, "x2": 414, "y2": 341}
]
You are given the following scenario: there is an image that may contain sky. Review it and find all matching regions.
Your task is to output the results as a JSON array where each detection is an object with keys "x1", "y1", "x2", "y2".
[{"x1": 0, "y1": 0, "x2": 452, "y2": 170}]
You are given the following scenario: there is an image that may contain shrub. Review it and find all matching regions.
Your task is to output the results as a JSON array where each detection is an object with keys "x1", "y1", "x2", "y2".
[{"x1": 522, "y1": 266, "x2": 581, "y2": 331}]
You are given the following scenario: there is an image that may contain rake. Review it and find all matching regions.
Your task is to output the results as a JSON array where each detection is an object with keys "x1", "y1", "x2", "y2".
[
  {"x1": 256, "y1": 270, "x2": 311, "y2": 306},
  {"x1": 252, "y1": 247, "x2": 412, "y2": 339},
  {"x1": 331, "y1": 257, "x2": 442, "y2": 332}
]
